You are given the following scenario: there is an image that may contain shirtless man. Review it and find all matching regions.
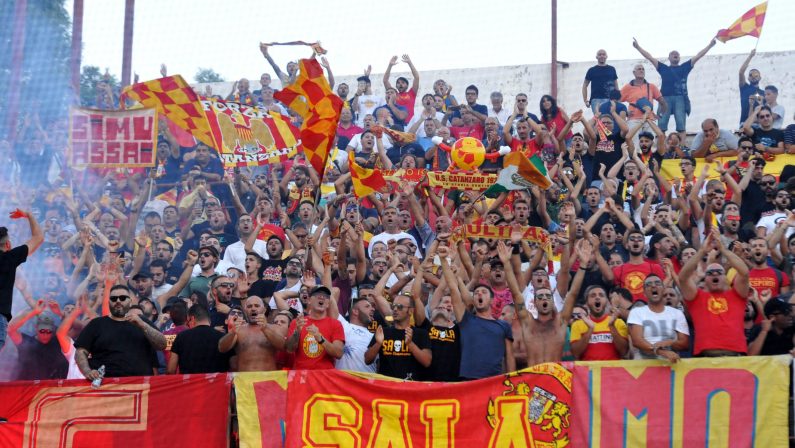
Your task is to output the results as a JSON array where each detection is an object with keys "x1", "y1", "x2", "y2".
[
  {"x1": 501, "y1": 240, "x2": 587, "y2": 366},
  {"x1": 500, "y1": 304, "x2": 528, "y2": 370},
  {"x1": 218, "y1": 296, "x2": 285, "y2": 371}
]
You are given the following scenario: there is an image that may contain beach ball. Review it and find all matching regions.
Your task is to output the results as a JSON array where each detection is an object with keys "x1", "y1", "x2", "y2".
[{"x1": 451, "y1": 137, "x2": 485, "y2": 171}]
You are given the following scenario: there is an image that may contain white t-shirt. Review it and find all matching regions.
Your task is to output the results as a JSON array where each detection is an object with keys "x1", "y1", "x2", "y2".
[
  {"x1": 269, "y1": 282, "x2": 304, "y2": 315},
  {"x1": 335, "y1": 315, "x2": 377, "y2": 373},
  {"x1": 192, "y1": 259, "x2": 236, "y2": 277},
  {"x1": 62, "y1": 339, "x2": 85, "y2": 380},
  {"x1": 222, "y1": 239, "x2": 268, "y2": 271},
  {"x1": 367, "y1": 231, "x2": 420, "y2": 258},
  {"x1": 406, "y1": 111, "x2": 445, "y2": 138},
  {"x1": 152, "y1": 283, "x2": 173, "y2": 303},
  {"x1": 626, "y1": 305, "x2": 689, "y2": 360},
  {"x1": 756, "y1": 211, "x2": 792, "y2": 238},
  {"x1": 347, "y1": 132, "x2": 393, "y2": 152},
  {"x1": 355, "y1": 94, "x2": 385, "y2": 126}
]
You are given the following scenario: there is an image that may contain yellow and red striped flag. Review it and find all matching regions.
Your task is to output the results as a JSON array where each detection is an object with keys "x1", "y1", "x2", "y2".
[
  {"x1": 154, "y1": 188, "x2": 178, "y2": 206},
  {"x1": 274, "y1": 59, "x2": 343, "y2": 178},
  {"x1": 348, "y1": 151, "x2": 386, "y2": 198},
  {"x1": 716, "y1": 1, "x2": 767, "y2": 43},
  {"x1": 121, "y1": 75, "x2": 217, "y2": 148}
]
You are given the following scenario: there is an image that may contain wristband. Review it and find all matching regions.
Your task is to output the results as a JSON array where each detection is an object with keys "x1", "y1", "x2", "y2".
[
  {"x1": 317, "y1": 336, "x2": 326, "y2": 344},
  {"x1": 512, "y1": 243, "x2": 521, "y2": 254}
]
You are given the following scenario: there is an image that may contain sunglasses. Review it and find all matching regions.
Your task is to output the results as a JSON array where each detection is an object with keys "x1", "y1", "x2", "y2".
[
  {"x1": 287, "y1": 261, "x2": 303, "y2": 267},
  {"x1": 628, "y1": 236, "x2": 645, "y2": 242},
  {"x1": 644, "y1": 280, "x2": 663, "y2": 286},
  {"x1": 704, "y1": 269, "x2": 725, "y2": 277},
  {"x1": 712, "y1": 189, "x2": 725, "y2": 195},
  {"x1": 758, "y1": 114, "x2": 772, "y2": 119},
  {"x1": 760, "y1": 181, "x2": 776, "y2": 186},
  {"x1": 199, "y1": 252, "x2": 214, "y2": 257},
  {"x1": 740, "y1": 145, "x2": 754, "y2": 150},
  {"x1": 391, "y1": 303, "x2": 409, "y2": 311},
  {"x1": 571, "y1": 313, "x2": 585, "y2": 319},
  {"x1": 109, "y1": 295, "x2": 130, "y2": 302},
  {"x1": 38, "y1": 329, "x2": 53, "y2": 335},
  {"x1": 535, "y1": 293, "x2": 553, "y2": 299},
  {"x1": 217, "y1": 282, "x2": 235, "y2": 288}
]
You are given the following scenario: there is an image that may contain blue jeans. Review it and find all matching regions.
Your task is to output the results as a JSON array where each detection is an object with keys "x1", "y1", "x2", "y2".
[
  {"x1": 590, "y1": 98, "x2": 608, "y2": 115},
  {"x1": 658, "y1": 95, "x2": 687, "y2": 132},
  {"x1": 0, "y1": 314, "x2": 7, "y2": 351}
]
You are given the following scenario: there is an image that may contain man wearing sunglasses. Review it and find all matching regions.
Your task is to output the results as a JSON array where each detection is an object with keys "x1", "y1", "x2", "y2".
[
  {"x1": 365, "y1": 291, "x2": 430, "y2": 380},
  {"x1": 7, "y1": 300, "x2": 67, "y2": 380},
  {"x1": 286, "y1": 286, "x2": 345, "y2": 370},
  {"x1": 679, "y1": 230, "x2": 750, "y2": 357},
  {"x1": 601, "y1": 229, "x2": 666, "y2": 302},
  {"x1": 743, "y1": 105, "x2": 786, "y2": 155},
  {"x1": 75, "y1": 285, "x2": 167, "y2": 380},
  {"x1": 627, "y1": 274, "x2": 690, "y2": 361}
]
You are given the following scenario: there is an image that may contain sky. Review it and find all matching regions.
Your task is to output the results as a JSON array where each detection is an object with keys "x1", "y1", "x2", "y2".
[{"x1": 69, "y1": 0, "x2": 795, "y2": 83}]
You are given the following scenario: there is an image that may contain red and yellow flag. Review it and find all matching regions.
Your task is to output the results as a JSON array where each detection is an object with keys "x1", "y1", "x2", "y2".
[
  {"x1": 348, "y1": 151, "x2": 386, "y2": 198},
  {"x1": 716, "y1": 1, "x2": 767, "y2": 43},
  {"x1": 274, "y1": 59, "x2": 343, "y2": 178},
  {"x1": 121, "y1": 75, "x2": 217, "y2": 148}
]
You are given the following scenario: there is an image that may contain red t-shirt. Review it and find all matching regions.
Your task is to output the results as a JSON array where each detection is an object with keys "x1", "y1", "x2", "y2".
[
  {"x1": 337, "y1": 123, "x2": 363, "y2": 141},
  {"x1": 686, "y1": 288, "x2": 747, "y2": 355},
  {"x1": 612, "y1": 260, "x2": 665, "y2": 302},
  {"x1": 449, "y1": 123, "x2": 484, "y2": 141},
  {"x1": 288, "y1": 316, "x2": 345, "y2": 370},
  {"x1": 396, "y1": 89, "x2": 417, "y2": 121},
  {"x1": 510, "y1": 138, "x2": 541, "y2": 159},
  {"x1": 748, "y1": 266, "x2": 789, "y2": 298}
]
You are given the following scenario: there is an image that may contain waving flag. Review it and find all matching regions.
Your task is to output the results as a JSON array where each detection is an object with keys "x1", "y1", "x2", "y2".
[
  {"x1": 121, "y1": 75, "x2": 216, "y2": 148},
  {"x1": 716, "y1": 2, "x2": 767, "y2": 43},
  {"x1": 274, "y1": 59, "x2": 343, "y2": 178},
  {"x1": 348, "y1": 151, "x2": 386, "y2": 198},
  {"x1": 484, "y1": 151, "x2": 551, "y2": 195}
]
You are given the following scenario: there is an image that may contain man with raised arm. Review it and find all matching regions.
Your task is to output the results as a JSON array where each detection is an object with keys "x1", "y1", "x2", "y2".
[
  {"x1": 632, "y1": 37, "x2": 716, "y2": 141},
  {"x1": 285, "y1": 286, "x2": 345, "y2": 369},
  {"x1": 383, "y1": 54, "x2": 420, "y2": 122},
  {"x1": 0, "y1": 209, "x2": 43, "y2": 350},
  {"x1": 439, "y1": 243, "x2": 514, "y2": 379},
  {"x1": 506, "y1": 240, "x2": 587, "y2": 366},
  {"x1": 679, "y1": 229, "x2": 750, "y2": 357}
]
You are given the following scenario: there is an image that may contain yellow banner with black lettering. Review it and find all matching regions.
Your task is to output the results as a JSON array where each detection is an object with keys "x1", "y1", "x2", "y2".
[{"x1": 659, "y1": 154, "x2": 795, "y2": 182}]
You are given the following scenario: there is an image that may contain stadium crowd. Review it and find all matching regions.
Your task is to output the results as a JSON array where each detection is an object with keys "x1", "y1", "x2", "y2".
[{"x1": 2, "y1": 41, "x2": 795, "y2": 383}]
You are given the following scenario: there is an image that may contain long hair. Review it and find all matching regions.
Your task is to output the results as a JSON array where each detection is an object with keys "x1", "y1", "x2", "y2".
[{"x1": 539, "y1": 95, "x2": 559, "y2": 122}]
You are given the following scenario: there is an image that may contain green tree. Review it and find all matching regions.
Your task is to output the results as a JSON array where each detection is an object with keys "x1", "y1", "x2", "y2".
[
  {"x1": 195, "y1": 68, "x2": 225, "y2": 83},
  {"x1": 0, "y1": 0, "x2": 72, "y2": 135},
  {"x1": 79, "y1": 65, "x2": 120, "y2": 107}
]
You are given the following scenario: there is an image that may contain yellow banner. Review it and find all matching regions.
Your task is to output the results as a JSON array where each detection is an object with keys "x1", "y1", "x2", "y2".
[
  {"x1": 452, "y1": 224, "x2": 552, "y2": 257},
  {"x1": 426, "y1": 171, "x2": 498, "y2": 190},
  {"x1": 659, "y1": 154, "x2": 795, "y2": 182},
  {"x1": 571, "y1": 355, "x2": 791, "y2": 447},
  {"x1": 235, "y1": 371, "x2": 288, "y2": 448}
]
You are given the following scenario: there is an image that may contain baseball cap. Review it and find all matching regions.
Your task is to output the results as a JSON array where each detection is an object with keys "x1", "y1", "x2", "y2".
[
  {"x1": 764, "y1": 297, "x2": 792, "y2": 317},
  {"x1": 132, "y1": 271, "x2": 152, "y2": 281},
  {"x1": 36, "y1": 314, "x2": 56, "y2": 330},
  {"x1": 310, "y1": 286, "x2": 332, "y2": 297}
]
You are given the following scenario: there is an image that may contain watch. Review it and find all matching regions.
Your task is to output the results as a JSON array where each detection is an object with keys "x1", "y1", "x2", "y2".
[{"x1": 317, "y1": 336, "x2": 326, "y2": 344}]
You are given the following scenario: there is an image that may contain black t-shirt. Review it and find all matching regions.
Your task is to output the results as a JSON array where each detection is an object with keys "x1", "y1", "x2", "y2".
[
  {"x1": 751, "y1": 128, "x2": 785, "y2": 149},
  {"x1": 585, "y1": 65, "x2": 618, "y2": 100},
  {"x1": 0, "y1": 245, "x2": 28, "y2": 320},
  {"x1": 592, "y1": 133, "x2": 625, "y2": 178},
  {"x1": 748, "y1": 325, "x2": 795, "y2": 355},
  {"x1": 15, "y1": 334, "x2": 68, "y2": 380},
  {"x1": 368, "y1": 325, "x2": 429, "y2": 381},
  {"x1": 250, "y1": 259, "x2": 289, "y2": 299},
  {"x1": 74, "y1": 316, "x2": 159, "y2": 377},
  {"x1": 418, "y1": 320, "x2": 461, "y2": 382},
  {"x1": 170, "y1": 325, "x2": 230, "y2": 373},
  {"x1": 741, "y1": 182, "x2": 772, "y2": 228}
]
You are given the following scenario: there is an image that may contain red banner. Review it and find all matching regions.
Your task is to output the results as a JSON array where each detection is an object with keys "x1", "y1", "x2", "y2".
[
  {"x1": 236, "y1": 364, "x2": 573, "y2": 447},
  {"x1": 0, "y1": 374, "x2": 231, "y2": 448},
  {"x1": 69, "y1": 107, "x2": 157, "y2": 167}
]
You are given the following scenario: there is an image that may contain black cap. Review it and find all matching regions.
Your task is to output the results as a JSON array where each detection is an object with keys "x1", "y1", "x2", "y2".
[
  {"x1": 764, "y1": 297, "x2": 792, "y2": 317},
  {"x1": 310, "y1": 286, "x2": 332, "y2": 297},
  {"x1": 132, "y1": 271, "x2": 152, "y2": 281}
]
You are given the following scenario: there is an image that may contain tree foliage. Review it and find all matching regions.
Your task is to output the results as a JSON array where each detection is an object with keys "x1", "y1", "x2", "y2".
[
  {"x1": 79, "y1": 66, "x2": 120, "y2": 108},
  {"x1": 0, "y1": 0, "x2": 72, "y2": 137},
  {"x1": 195, "y1": 68, "x2": 225, "y2": 83}
]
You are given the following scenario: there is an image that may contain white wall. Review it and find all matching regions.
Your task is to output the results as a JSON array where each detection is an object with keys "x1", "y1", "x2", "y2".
[{"x1": 198, "y1": 50, "x2": 794, "y2": 134}]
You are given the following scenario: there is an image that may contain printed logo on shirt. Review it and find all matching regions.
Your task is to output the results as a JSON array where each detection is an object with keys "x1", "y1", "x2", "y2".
[
  {"x1": 381, "y1": 338, "x2": 411, "y2": 357},
  {"x1": 708, "y1": 296, "x2": 729, "y2": 315},
  {"x1": 429, "y1": 327, "x2": 456, "y2": 343},
  {"x1": 302, "y1": 334, "x2": 324, "y2": 358},
  {"x1": 596, "y1": 139, "x2": 615, "y2": 153},
  {"x1": 588, "y1": 332, "x2": 614, "y2": 344},
  {"x1": 624, "y1": 271, "x2": 646, "y2": 296},
  {"x1": 262, "y1": 266, "x2": 283, "y2": 282}
]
